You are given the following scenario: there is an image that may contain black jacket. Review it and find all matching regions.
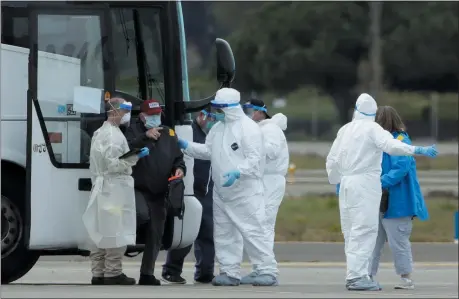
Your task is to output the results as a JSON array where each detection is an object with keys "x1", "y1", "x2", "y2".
[
  {"x1": 125, "y1": 120, "x2": 186, "y2": 198},
  {"x1": 192, "y1": 120, "x2": 214, "y2": 200}
]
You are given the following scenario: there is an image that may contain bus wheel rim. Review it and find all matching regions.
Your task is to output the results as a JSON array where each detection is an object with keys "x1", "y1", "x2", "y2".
[{"x1": 1, "y1": 195, "x2": 23, "y2": 258}]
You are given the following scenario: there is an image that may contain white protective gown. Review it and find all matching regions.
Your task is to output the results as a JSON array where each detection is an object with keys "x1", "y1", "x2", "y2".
[
  {"x1": 82, "y1": 121, "x2": 138, "y2": 249},
  {"x1": 258, "y1": 113, "x2": 289, "y2": 249},
  {"x1": 183, "y1": 88, "x2": 278, "y2": 280},
  {"x1": 326, "y1": 93, "x2": 417, "y2": 281}
]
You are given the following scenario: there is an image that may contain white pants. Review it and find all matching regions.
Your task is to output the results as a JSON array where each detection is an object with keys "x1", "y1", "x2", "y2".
[
  {"x1": 213, "y1": 189, "x2": 278, "y2": 280},
  {"x1": 339, "y1": 174, "x2": 381, "y2": 281},
  {"x1": 246, "y1": 175, "x2": 285, "y2": 272},
  {"x1": 263, "y1": 174, "x2": 286, "y2": 250}
]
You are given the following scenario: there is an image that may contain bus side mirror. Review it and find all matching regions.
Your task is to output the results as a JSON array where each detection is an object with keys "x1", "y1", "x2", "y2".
[
  {"x1": 182, "y1": 39, "x2": 236, "y2": 114},
  {"x1": 216, "y1": 38, "x2": 235, "y2": 87}
]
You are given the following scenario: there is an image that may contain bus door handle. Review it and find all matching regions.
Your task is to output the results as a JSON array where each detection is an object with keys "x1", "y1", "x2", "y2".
[{"x1": 78, "y1": 178, "x2": 92, "y2": 191}]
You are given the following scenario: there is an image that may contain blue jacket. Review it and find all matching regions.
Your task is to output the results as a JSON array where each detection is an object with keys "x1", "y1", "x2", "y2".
[
  {"x1": 335, "y1": 131, "x2": 429, "y2": 221},
  {"x1": 381, "y1": 131, "x2": 429, "y2": 220}
]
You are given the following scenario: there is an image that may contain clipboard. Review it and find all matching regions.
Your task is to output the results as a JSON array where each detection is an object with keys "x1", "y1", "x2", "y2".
[{"x1": 119, "y1": 148, "x2": 142, "y2": 159}]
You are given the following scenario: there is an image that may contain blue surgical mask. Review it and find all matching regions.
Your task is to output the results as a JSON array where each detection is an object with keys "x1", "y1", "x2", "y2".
[
  {"x1": 145, "y1": 115, "x2": 161, "y2": 128},
  {"x1": 215, "y1": 112, "x2": 225, "y2": 122}
]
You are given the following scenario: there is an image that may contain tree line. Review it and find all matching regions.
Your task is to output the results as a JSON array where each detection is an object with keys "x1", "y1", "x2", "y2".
[{"x1": 183, "y1": 2, "x2": 458, "y2": 124}]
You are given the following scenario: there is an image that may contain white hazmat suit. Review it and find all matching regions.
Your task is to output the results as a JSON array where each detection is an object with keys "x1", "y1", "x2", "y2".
[
  {"x1": 259, "y1": 113, "x2": 289, "y2": 250},
  {"x1": 82, "y1": 121, "x2": 138, "y2": 250},
  {"x1": 182, "y1": 88, "x2": 278, "y2": 285},
  {"x1": 326, "y1": 93, "x2": 419, "y2": 288},
  {"x1": 241, "y1": 113, "x2": 289, "y2": 284}
]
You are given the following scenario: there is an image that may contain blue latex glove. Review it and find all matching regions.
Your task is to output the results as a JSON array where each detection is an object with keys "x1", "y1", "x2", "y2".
[
  {"x1": 178, "y1": 138, "x2": 188, "y2": 150},
  {"x1": 335, "y1": 184, "x2": 340, "y2": 196},
  {"x1": 414, "y1": 144, "x2": 438, "y2": 158},
  {"x1": 222, "y1": 170, "x2": 241, "y2": 187},
  {"x1": 137, "y1": 147, "x2": 150, "y2": 158}
]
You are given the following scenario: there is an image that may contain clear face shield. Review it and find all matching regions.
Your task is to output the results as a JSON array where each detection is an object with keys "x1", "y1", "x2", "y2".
[
  {"x1": 107, "y1": 101, "x2": 132, "y2": 125},
  {"x1": 242, "y1": 103, "x2": 267, "y2": 118},
  {"x1": 201, "y1": 110, "x2": 217, "y2": 133}
]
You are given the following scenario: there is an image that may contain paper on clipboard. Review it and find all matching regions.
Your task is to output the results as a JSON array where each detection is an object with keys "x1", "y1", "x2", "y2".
[{"x1": 73, "y1": 86, "x2": 103, "y2": 114}]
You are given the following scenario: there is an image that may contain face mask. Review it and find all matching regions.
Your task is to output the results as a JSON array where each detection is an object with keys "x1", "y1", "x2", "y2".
[
  {"x1": 206, "y1": 120, "x2": 216, "y2": 130},
  {"x1": 145, "y1": 115, "x2": 161, "y2": 128},
  {"x1": 202, "y1": 120, "x2": 217, "y2": 134},
  {"x1": 120, "y1": 112, "x2": 131, "y2": 124},
  {"x1": 215, "y1": 112, "x2": 225, "y2": 122}
]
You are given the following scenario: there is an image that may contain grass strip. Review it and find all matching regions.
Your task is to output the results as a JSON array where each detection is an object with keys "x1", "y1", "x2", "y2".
[
  {"x1": 290, "y1": 154, "x2": 458, "y2": 170},
  {"x1": 276, "y1": 196, "x2": 458, "y2": 242}
]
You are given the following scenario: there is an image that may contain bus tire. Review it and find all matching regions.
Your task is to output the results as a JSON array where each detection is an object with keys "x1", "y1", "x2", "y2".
[{"x1": 1, "y1": 173, "x2": 40, "y2": 284}]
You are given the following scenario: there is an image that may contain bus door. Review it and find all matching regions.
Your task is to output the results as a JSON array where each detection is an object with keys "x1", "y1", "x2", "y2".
[{"x1": 27, "y1": 3, "x2": 114, "y2": 248}]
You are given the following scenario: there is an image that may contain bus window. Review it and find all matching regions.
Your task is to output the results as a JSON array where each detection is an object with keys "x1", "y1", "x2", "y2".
[
  {"x1": 35, "y1": 13, "x2": 106, "y2": 165},
  {"x1": 111, "y1": 7, "x2": 164, "y2": 104},
  {"x1": 1, "y1": 4, "x2": 28, "y2": 48}
]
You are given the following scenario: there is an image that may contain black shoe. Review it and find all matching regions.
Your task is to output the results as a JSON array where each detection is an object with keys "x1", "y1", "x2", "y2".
[
  {"x1": 91, "y1": 277, "x2": 105, "y2": 285},
  {"x1": 104, "y1": 273, "x2": 136, "y2": 285},
  {"x1": 161, "y1": 274, "x2": 186, "y2": 285},
  {"x1": 194, "y1": 275, "x2": 214, "y2": 284},
  {"x1": 139, "y1": 274, "x2": 161, "y2": 285}
]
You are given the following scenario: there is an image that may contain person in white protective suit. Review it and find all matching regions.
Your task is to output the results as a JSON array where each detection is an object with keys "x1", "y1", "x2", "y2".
[
  {"x1": 177, "y1": 88, "x2": 279, "y2": 287},
  {"x1": 82, "y1": 97, "x2": 150, "y2": 286},
  {"x1": 326, "y1": 93, "x2": 438, "y2": 291},
  {"x1": 240, "y1": 99, "x2": 289, "y2": 284}
]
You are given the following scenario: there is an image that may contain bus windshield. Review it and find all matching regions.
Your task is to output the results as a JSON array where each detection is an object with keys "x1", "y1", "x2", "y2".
[
  {"x1": 2, "y1": 3, "x2": 167, "y2": 105},
  {"x1": 1, "y1": 1, "x2": 179, "y2": 165},
  {"x1": 111, "y1": 7, "x2": 165, "y2": 104}
]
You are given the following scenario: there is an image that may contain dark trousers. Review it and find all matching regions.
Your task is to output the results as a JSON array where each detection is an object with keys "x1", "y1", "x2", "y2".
[
  {"x1": 162, "y1": 194, "x2": 214, "y2": 280},
  {"x1": 140, "y1": 195, "x2": 167, "y2": 276}
]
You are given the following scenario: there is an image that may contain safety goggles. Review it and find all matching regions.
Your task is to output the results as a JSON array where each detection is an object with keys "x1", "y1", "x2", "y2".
[
  {"x1": 242, "y1": 103, "x2": 267, "y2": 116},
  {"x1": 201, "y1": 109, "x2": 216, "y2": 121}
]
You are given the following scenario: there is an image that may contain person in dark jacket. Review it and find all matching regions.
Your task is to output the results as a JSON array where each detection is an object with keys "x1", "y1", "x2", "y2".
[
  {"x1": 161, "y1": 107, "x2": 217, "y2": 285},
  {"x1": 124, "y1": 99, "x2": 186, "y2": 286}
]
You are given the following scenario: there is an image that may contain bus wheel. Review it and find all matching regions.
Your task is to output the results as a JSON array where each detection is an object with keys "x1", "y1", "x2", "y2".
[{"x1": 1, "y1": 193, "x2": 39, "y2": 284}]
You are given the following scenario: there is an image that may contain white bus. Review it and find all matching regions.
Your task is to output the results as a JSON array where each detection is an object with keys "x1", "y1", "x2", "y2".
[{"x1": 1, "y1": 1, "x2": 235, "y2": 284}]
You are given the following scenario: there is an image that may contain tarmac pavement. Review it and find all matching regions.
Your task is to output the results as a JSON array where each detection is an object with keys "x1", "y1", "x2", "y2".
[
  {"x1": 3, "y1": 262, "x2": 458, "y2": 298},
  {"x1": 4, "y1": 243, "x2": 458, "y2": 298}
]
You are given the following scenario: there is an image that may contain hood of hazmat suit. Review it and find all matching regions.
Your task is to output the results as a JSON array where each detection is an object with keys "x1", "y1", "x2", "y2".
[
  {"x1": 258, "y1": 113, "x2": 289, "y2": 265},
  {"x1": 81, "y1": 121, "x2": 138, "y2": 249},
  {"x1": 325, "y1": 93, "x2": 416, "y2": 283},
  {"x1": 182, "y1": 88, "x2": 278, "y2": 281}
]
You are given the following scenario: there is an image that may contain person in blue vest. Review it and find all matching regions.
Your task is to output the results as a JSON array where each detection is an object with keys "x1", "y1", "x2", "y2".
[
  {"x1": 161, "y1": 107, "x2": 217, "y2": 285},
  {"x1": 368, "y1": 106, "x2": 429, "y2": 290}
]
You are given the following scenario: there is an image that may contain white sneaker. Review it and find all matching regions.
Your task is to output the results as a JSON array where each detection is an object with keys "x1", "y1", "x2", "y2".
[{"x1": 394, "y1": 277, "x2": 415, "y2": 290}]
